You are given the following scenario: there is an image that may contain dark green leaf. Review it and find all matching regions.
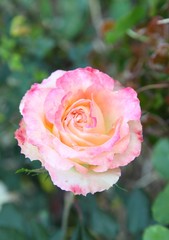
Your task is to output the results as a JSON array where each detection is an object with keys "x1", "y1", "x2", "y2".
[
  {"x1": 50, "y1": 229, "x2": 63, "y2": 240},
  {"x1": 0, "y1": 204, "x2": 26, "y2": 233},
  {"x1": 31, "y1": 220, "x2": 49, "y2": 240},
  {"x1": 127, "y1": 189, "x2": 150, "y2": 234},
  {"x1": 27, "y1": 37, "x2": 55, "y2": 59},
  {"x1": 152, "y1": 138, "x2": 169, "y2": 179},
  {"x1": 152, "y1": 183, "x2": 169, "y2": 224},
  {"x1": 78, "y1": 195, "x2": 118, "y2": 239},
  {"x1": 90, "y1": 209, "x2": 118, "y2": 238},
  {"x1": 71, "y1": 224, "x2": 94, "y2": 240},
  {"x1": 56, "y1": 0, "x2": 87, "y2": 39},
  {"x1": 0, "y1": 227, "x2": 26, "y2": 240}
]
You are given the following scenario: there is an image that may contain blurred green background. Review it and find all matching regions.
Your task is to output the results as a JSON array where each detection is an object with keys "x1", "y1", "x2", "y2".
[{"x1": 0, "y1": 0, "x2": 169, "y2": 239}]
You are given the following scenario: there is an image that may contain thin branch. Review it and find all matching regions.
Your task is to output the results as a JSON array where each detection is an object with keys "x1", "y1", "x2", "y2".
[
  {"x1": 137, "y1": 83, "x2": 169, "y2": 93},
  {"x1": 88, "y1": 0, "x2": 102, "y2": 36},
  {"x1": 61, "y1": 192, "x2": 74, "y2": 240}
]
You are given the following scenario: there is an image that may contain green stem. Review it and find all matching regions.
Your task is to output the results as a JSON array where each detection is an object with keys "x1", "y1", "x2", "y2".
[{"x1": 61, "y1": 192, "x2": 75, "y2": 240}]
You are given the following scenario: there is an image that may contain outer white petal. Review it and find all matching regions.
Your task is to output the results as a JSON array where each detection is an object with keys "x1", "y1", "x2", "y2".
[
  {"x1": 41, "y1": 70, "x2": 66, "y2": 88},
  {"x1": 44, "y1": 165, "x2": 121, "y2": 196}
]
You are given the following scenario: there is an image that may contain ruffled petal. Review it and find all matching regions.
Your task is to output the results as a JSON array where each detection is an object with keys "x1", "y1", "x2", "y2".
[
  {"x1": 41, "y1": 70, "x2": 66, "y2": 88},
  {"x1": 57, "y1": 67, "x2": 115, "y2": 93},
  {"x1": 110, "y1": 120, "x2": 143, "y2": 168},
  {"x1": 92, "y1": 87, "x2": 141, "y2": 132},
  {"x1": 44, "y1": 165, "x2": 121, "y2": 196},
  {"x1": 15, "y1": 120, "x2": 42, "y2": 162}
]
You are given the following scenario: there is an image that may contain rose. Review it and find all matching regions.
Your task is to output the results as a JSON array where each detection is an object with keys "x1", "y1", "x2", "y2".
[{"x1": 15, "y1": 67, "x2": 142, "y2": 195}]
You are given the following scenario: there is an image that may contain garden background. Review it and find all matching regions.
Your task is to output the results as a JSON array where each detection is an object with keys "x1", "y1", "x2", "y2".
[{"x1": 0, "y1": 0, "x2": 169, "y2": 239}]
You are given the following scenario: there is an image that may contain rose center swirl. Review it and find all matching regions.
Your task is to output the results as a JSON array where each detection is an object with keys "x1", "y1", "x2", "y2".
[
  {"x1": 56, "y1": 98, "x2": 109, "y2": 147},
  {"x1": 63, "y1": 103, "x2": 97, "y2": 132}
]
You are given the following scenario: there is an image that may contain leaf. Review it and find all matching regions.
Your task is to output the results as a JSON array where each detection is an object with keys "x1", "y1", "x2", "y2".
[
  {"x1": 143, "y1": 225, "x2": 169, "y2": 240},
  {"x1": 71, "y1": 224, "x2": 94, "y2": 240},
  {"x1": 148, "y1": 0, "x2": 162, "y2": 16},
  {"x1": 0, "y1": 204, "x2": 26, "y2": 233},
  {"x1": 10, "y1": 15, "x2": 31, "y2": 37},
  {"x1": 0, "y1": 227, "x2": 26, "y2": 240},
  {"x1": 50, "y1": 230, "x2": 63, "y2": 240},
  {"x1": 16, "y1": 167, "x2": 47, "y2": 176},
  {"x1": 152, "y1": 183, "x2": 169, "y2": 224},
  {"x1": 78, "y1": 195, "x2": 118, "y2": 239},
  {"x1": 127, "y1": 189, "x2": 150, "y2": 234},
  {"x1": 105, "y1": 4, "x2": 147, "y2": 43},
  {"x1": 90, "y1": 209, "x2": 118, "y2": 238},
  {"x1": 39, "y1": 0, "x2": 53, "y2": 18},
  {"x1": 31, "y1": 220, "x2": 49, "y2": 240},
  {"x1": 56, "y1": 0, "x2": 87, "y2": 39},
  {"x1": 109, "y1": 0, "x2": 132, "y2": 20},
  {"x1": 152, "y1": 138, "x2": 169, "y2": 179},
  {"x1": 27, "y1": 37, "x2": 55, "y2": 59}
]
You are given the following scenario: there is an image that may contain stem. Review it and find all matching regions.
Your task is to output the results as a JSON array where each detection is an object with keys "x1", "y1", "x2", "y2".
[
  {"x1": 61, "y1": 192, "x2": 75, "y2": 240},
  {"x1": 137, "y1": 83, "x2": 169, "y2": 93},
  {"x1": 88, "y1": 0, "x2": 102, "y2": 36}
]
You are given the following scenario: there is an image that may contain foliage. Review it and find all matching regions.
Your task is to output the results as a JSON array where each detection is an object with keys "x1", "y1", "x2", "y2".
[
  {"x1": 143, "y1": 225, "x2": 169, "y2": 240},
  {"x1": 0, "y1": 0, "x2": 169, "y2": 239}
]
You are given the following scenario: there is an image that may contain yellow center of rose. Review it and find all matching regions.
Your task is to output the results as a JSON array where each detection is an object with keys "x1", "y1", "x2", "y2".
[
  {"x1": 70, "y1": 109, "x2": 88, "y2": 127},
  {"x1": 64, "y1": 105, "x2": 96, "y2": 131},
  {"x1": 56, "y1": 98, "x2": 111, "y2": 147},
  {"x1": 44, "y1": 96, "x2": 111, "y2": 148}
]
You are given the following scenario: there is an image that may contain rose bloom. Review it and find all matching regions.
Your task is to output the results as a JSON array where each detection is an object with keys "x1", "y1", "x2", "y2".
[{"x1": 15, "y1": 67, "x2": 143, "y2": 195}]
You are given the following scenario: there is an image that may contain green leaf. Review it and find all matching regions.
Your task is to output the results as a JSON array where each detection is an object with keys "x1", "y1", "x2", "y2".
[
  {"x1": 16, "y1": 167, "x2": 47, "y2": 175},
  {"x1": 0, "y1": 227, "x2": 26, "y2": 240},
  {"x1": 50, "y1": 230, "x2": 63, "y2": 240},
  {"x1": 143, "y1": 225, "x2": 169, "y2": 240},
  {"x1": 152, "y1": 138, "x2": 169, "y2": 179},
  {"x1": 0, "y1": 204, "x2": 26, "y2": 233},
  {"x1": 152, "y1": 183, "x2": 169, "y2": 224},
  {"x1": 27, "y1": 37, "x2": 55, "y2": 59},
  {"x1": 71, "y1": 224, "x2": 94, "y2": 240},
  {"x1": 90, "y1": 209, "x2": 118, "y2": 238},
  {"x1": 39, "y1": 0, "x2": 53, "y2": 18},
  {"x1": 148, "y1": 0, "x2": 162, "y2": 16},
  {"x1": 56, "y1": 0, "x2": 87, "y2": 39},
  {"x1": 127, "y1": 189, "x2": 150, "y2": 234},
  {"x1": 31, "y1": 220, "x2": 49, "y2": 240},
  {"x1": 109, "y1": 0, "x2": 132, "y2": 20},
  {"x1": 79, "y1": 195, "x2": 118, "y2": 239},
  {"x1": 105, "y1": 4, "x2": 147, "y2": 43}
]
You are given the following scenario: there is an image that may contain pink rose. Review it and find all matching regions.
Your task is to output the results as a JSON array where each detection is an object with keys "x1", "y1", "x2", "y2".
[{"x1": 15, "y1": 67, "x2": 142, "y2": 195}]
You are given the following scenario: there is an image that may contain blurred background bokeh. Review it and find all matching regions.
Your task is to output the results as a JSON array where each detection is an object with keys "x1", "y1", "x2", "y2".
[{"x1": 0, "y1": 0, "x2": 169, "y2": 239}]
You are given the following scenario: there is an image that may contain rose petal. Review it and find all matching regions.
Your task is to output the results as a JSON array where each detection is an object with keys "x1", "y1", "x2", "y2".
[
  {"x1": 44, "y1": 88, "x2": 66, "y2": 124},
  {"x1": 110, "y1": 120, "x2": 143, "y2": 168},
  {"x1": 52, "y1": 117, "x2": 121, "y2": 162},
  {"x1": 57, "y1": 67, "x2": 115, "y2": 93},
  {"x1": 65, "y1": 120, "x2": 109, "y2": 146},
  {"x1": 41, "y1": 70, "x2": 65, "y2": 88},
  {"x1": 44, "y1": 165, "x2": 121, "y2": 196},
  {"x1": 92, "y1": 87, "x2": 141, "y2": 132},
  {"x1": 38, "y1": 145, "x2": 74, "y2": 170},
  {"x1": 15, "y1": 120, "x2": 42, "y2": 162}
]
